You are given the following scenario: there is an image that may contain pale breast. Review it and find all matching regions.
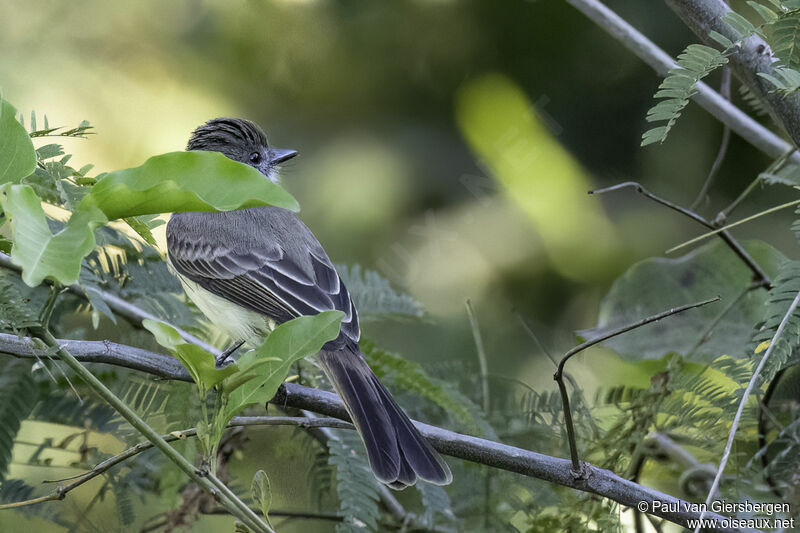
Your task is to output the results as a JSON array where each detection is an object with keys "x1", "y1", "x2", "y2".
[{"x1": 167, "y1": 256, "x2": 275, "y2": 341}]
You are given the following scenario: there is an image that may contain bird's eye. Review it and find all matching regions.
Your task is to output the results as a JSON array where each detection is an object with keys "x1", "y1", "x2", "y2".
[{"x1": 249, "y1": 152, "x2": 262, "y2": 164}]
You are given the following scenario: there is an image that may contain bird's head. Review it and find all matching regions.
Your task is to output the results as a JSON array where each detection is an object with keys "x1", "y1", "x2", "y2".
[{"x1": 187, "y1": 117, "x2": 297, "y2": 184}]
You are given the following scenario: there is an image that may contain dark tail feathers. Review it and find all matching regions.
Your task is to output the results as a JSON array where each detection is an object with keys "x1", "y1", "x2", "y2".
[{"x1": 318, "y1": 346, "x2": 452, "y2": 489}]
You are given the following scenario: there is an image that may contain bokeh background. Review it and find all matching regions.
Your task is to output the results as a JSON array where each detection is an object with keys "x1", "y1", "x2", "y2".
[{"x1": 1, "y1": 1, "x2": 796, "y2": 531}]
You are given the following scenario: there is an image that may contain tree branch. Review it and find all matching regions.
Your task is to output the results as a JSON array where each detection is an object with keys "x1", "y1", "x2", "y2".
[
  {"x1": 0, "y1": 251, "x2": 218, "y2": 354},
  {"x1": 589, "y1": 181, "x2": 772, "y2": 287},
  {"x1": 0, "y1": 333, "x2": 743, "y2": 531},
  {"x1": 665, "y1": 0, "x2": 800, "y2": 148},
  {"x1": 565, "y1": 0, "x2": 800, "y2": 164}
]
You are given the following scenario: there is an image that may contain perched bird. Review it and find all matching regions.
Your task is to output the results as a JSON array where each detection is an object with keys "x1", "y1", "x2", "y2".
[{"x1": 166, "y1": 118, "x2": 452, "y2": 489}]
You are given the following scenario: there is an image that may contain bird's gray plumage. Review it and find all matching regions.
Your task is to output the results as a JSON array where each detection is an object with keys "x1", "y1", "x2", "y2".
[
  {"x1": 167, "y1": 206, "x2": 360, "y2": 347},
  {"x1": 166, "y1": 117, "x2": 452, "y2": 488}
]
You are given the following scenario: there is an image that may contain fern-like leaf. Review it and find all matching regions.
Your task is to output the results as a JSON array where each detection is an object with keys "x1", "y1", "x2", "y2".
[
  {"x1": 328, "y1": 430, "x2": 382, "y2": 532},
  {"x1": 0, "y1": 358, "x2": 37, "y2": 478},
  {"x1": 416, "y1": 482, "x2": 456, "y2": 529},
  {"x1": 336, "y1": 264, "x2": 424, "y2": 318},
  {"x1": 642, "y1": 45, "x2": 728, "y2": 146},
  {"x1": 362, "y1": 340, "x2": 486, "y2": 435},
  {"x1": 751, "y1": 259, "x2": 800, "y2": 384},
  {"x1": 769, "y1": 9, "x2": 800, "y2": 69}
]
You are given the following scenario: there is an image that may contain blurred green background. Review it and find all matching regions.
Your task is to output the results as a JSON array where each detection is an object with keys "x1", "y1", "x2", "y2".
[{"x1": 2, "y1": 1, "x2": 797, "y2": 531}]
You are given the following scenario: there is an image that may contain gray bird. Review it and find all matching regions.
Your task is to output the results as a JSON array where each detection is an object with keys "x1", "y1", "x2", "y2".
[{"x1": 166, "y1": 118, "x2": 452, "y2": 489}]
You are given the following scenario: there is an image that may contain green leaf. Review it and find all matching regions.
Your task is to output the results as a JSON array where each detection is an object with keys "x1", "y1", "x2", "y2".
[
  {"x1": 641, "y1": 44, "x2": 728, "y2": 146},
  {"x1": 0, "y1": 99, "x2": 36, "y2": 184},
  {"x1": 223, "y1": 310, "x2": 344, "y2": 421},
  {"x1": 143, "y1": 319, "x2": 237, "y2": 390},
  {"x1": 581, "y1": 240, "x2": 786, "y2": 363},
  {"x1": 123, "y1": 216, "x2": 158, "y2": 246},
  {"x1": 251, "y1": 470, "x2": 273, "y2": 525},
  {"x1": 83, "y1": 151, "x2": 299, "y2": 220},
  {"x1": 0, "y1": 183, "x2": 107, "y2": 286}
]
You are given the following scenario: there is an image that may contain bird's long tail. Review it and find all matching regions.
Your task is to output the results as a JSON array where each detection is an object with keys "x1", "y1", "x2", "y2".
[{"x1": 318, "y1": 345, "x2": 452, "y2": 489}]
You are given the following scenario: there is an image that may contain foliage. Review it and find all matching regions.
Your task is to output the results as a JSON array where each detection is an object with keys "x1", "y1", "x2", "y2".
[
  {"x1": 642, "y1": 44, "x2": 728, "y2": 146},
  {"x1": 336, "y1": 264, "x2": 425, "y2": 318},
  {"x1": 3, "y1": 8, "x2": 800, "y2": 524},
  {"x1": 0, "y1": 99, "x2": 36, "y2": 183},
  {"x1": 327, "y1": 430, "x2": 382, "y2": 532},
  {"x1": 642, "y1": 1, "x2": 800, "y2": 144},
  {"x1": 750, "y1": 260, "x2": 800, "y2": 385},
  {"x1": 0, "y1": 359, "x2": 37, "y2": 478},
  {"x1": 581, "y1": 239, "x2": 785, "y2": 362}
]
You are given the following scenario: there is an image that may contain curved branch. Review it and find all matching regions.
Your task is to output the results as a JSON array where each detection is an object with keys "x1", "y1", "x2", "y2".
[
  {"x1": 666, "y1": 0, "x2": 800, "y2": 148},
  {"x1": 589, "y1": 181, "x2": 772, "y2": 287},
  {"x1": 565, "y1": 0, "x2": 800, "y2": 164},
  {"x1": 0, "y1": 333, "x2": 743, "y2": 531}
]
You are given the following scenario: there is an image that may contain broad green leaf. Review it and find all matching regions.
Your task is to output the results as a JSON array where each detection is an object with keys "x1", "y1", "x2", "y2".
[
  {"x1": 223, "y1": 310, "x2": 344, "y2": 421},
  {"x1": 0, "y1": 99, "x2": 36, "y2": 184},
  {"x1": 0, "y1": 183, "x2": 107, "y2": 286},
  {"x1": 83, "y1": 151, "x2": 299, "y2": 220},
  {"x1": 251, "y1": 470, "x2": 273, "y2": 525},
  {"x1": 580, "y1": 240, "x2": 786, "y2": 363},
  {"x1": 143, "y1": 319, "x2": 237, "y2": 390}
]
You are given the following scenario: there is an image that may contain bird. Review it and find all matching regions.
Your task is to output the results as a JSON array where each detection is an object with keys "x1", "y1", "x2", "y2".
[{"x1": 166, "y1": 118, "x2": 452, "y2": 489}]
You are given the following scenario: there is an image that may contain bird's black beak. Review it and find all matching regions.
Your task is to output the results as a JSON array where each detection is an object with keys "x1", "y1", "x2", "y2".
[{"x1": 270, "y1": 148, "x2": 298, "y2": 165}]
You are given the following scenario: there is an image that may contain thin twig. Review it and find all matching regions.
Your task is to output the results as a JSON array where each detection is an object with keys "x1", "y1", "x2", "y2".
[
  {"x1": 666, "y1": 198, "x2": 800, "y2": 254},
  {"x1": 464, "y1": 300, "x2": 492, "y2": 531},
  {"x1": 716, "y1": 148, "x2": 797, "y2": 225},
  {"x1": 140, "y1": 508, "x2": 343, "y2": 533},
  {"x1": 465, "y1": 299, "x2": 490, "y2": 414},
  {"x1": 0, "y1": 333, "x2": 742, "y2": 531},
  {"x1": 690, "y1": 66, "x2": 732, "y2": 211},
  {"x1": 694, "y1": 289, "x2": 800, "y2": 532},
  {"x1": 553, "y1": 297, "x2": 720, "y2": 472},
  {"x1": 590, "y1": 181, "x2": 772, "y2": 287},
  {"x1": 565, "y1": 0, "x2": 800, "y2": 163}
]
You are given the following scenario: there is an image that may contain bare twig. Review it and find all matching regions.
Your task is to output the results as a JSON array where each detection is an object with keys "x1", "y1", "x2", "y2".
[
  {"x1": 690, "y1": 67, "x2": 732, "y2": 211},
  {"x1": 590, "y1": 181, "x2": 772, "y2": 287},
  {"x1": 465, "y1": 299, "x2": 490, "y2": 414},
  {"x1": 694, "y1": 289, "x2": 800, "y2": 532},
  {"x1": 565, "y1": 0, "x2": 800, "y2": 163},
  {"x1": 0, "y1": 333, "x2": 743, "y2": 531},
  {"x1": 553, "y1": 297, "x2": 720, "y2": 472},
  {"x1": 140, "y1": 508, "x2": 343, "y2": 533},
  {"x1": 666, "y1": 198, "x2": 800, "y2": 254}
]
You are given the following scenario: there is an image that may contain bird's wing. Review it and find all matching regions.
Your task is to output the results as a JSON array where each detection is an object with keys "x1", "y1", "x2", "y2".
[{"x1": 166, "y1": 209, "x2": 360, "y2": 344}]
